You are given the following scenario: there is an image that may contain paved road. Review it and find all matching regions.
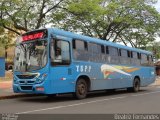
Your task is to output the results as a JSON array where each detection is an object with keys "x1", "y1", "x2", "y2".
[{"x1": 0, "y1": 86, "x2": 160, "y2": 114}]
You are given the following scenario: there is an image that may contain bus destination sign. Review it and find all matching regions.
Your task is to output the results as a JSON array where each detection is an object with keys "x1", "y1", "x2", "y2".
[{"x1": 22, "y1": 32, "x2": 44, "y2": 41}]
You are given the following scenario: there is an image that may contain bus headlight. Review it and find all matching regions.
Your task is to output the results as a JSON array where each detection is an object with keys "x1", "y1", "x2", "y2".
[
  {"x1": 13, "y1": 76, "x2": 18, "y2": 84},
  {"x1": 36, "y1": 73, "x2": 47, "y2": 84}
]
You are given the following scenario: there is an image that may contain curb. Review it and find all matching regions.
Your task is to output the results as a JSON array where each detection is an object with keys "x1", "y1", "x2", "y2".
[{"x1": 0, "y1": 94, "x2": 43, "y2": 100}]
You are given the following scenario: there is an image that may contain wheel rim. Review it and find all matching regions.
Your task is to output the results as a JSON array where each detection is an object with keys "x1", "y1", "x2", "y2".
[
  {"x1": 135, "y1": 80, "x2": 140, "y2": 91},
  {"x1": 77, "y1": 82, "x2": 86, "y2": 96}
]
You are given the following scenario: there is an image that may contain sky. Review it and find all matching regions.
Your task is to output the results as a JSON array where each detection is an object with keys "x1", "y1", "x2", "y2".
[{"x1": 154, "y1": 0, "x2": 160, "y2": 12}]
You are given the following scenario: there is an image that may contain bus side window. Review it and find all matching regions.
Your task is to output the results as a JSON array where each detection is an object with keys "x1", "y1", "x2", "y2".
[
  {"x1": 109, "y1": 46, "x2": 119, "y2": 64},
  {"x1": 72, "y1": 39, "x2": 87, "y2": 50},
  {"x1": 119, "y1": 49, "x2": 130, "y2": 65},
  {"x1": 148, "y1": 55, "x2": 153, "y2": 66},
  {"x1": 141, "y1": 54, "x2": 148, "y2": 66},
  {"x1": 131, "y1": 51, "x2": 140, "y2": 65},
  {"x1": 51, "y1": 39, "x2": 70, "y2": 65},
  {"x1": 74, "y1": 40, "x2": 84, "y2": 50},
  {"x1": 73, "y1": 39, "x2": 88, "y2": 61},
  {"x1": 137, "y1": 53, "x2": 141, "y2": 59}
]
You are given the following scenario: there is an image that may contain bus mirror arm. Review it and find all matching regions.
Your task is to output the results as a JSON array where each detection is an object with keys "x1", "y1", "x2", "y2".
[
  {"x1": 49, "y1": 43, "x2": 52, "y2": 59},
  {"x1": 49, "y1": 40, "x2": 55, "y2": 61}
]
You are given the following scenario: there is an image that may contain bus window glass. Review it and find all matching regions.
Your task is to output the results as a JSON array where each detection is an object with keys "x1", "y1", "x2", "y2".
[
  {"x1": 119, "y1": 49, "x2": 130, "y2": 65},
  {"x1": 133, "y1": 52, "x2": 138, "y2": 58},
  {"x1": 130, "y1": 51, "x2": 140, "y2": 65},
  {"x1": 141, "y1": 54, "x2": 148, "y2": 66},
  {"x1": 137, "y1": 53, "x2": 141, "y2": 59},
  {"x1": 14, "y1": 40, "x2": 47, "y2": 71},
  {"x1": 109, "y1": 46, "x2": 119, "y2": 64},
  {"x1": 86, "y1": 43, "x2": 101, "y2": 62},
  {"x1": 109, "y1": 47, "x2": 118, "y2": 56},
  {"x1": 91, "y1": 43, "x2": 101, "y2": 54},
  {"x1": 73, "y1": 40, "x2": 88, "y2": 61},
  {"x1": 75, "y1": 40, "x2": 84, "y2": 50},
  {"x1": 121, "y1": 49, "x2": 127, "y2": 57},
  {"x1": 51, "y1": 39, "x2": 70, "y2": 65},
  {"x1": 148, "y1": 55, "x2": 153, "y2": 66}
]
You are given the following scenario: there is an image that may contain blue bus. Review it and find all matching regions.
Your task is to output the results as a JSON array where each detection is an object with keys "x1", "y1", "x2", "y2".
[{"x1": 13, "y1": 28, "x2": 155, "y2": 99}]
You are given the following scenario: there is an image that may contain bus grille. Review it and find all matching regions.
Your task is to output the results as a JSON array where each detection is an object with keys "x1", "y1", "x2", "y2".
[
  {"x1": 16, "y1": 74, "x2": 37, "y2": 79},
  {"x1": 19, "y1": 80, "x2": 35, "y2": 84},
  {"x1": 20, "y1": 86, "x2": 33, "y2": 90}
]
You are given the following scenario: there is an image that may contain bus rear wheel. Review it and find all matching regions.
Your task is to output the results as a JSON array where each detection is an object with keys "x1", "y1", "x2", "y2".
[
  {"x1": 73, "y1": 78, "x2": 88, "y2": 99},
  {"x1": 46, "y1": 94, "x2": 56, "y2": 99},
  {"x1": 128, "y1": 77, "x2": 140, "y2": 92}
]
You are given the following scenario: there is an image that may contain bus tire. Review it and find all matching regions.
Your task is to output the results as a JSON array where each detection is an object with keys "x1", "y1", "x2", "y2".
[
  {"x1": 106, "y1": 89, "x2": 116, "y2": 93},
  {"x1": 73, "y1": 78, "x2": 88, "y2": 99},
  {"x1": 46, "y1": 94, "x2": 56, "y2": 99},
  {"x1": 128, "y1": 77, "x2": 140, "y2": 92}
]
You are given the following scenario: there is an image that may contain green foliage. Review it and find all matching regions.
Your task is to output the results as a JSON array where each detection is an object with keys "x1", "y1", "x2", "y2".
[
  {"x1": 0, "y1": 0, "x2": 65, "y2": 34},
  {"x1": 0, "y1": 47, "x2": 5, "y2": 57},
  {"x1": 146, "y1": 42, "x2": 160, "y2": 59},
  {"x1": 0, "y1": 0, "x2": 160, "y2": 50},
  {"x1": 52, "y1": 0, "x2": 160, "y2": 48},
  {"x1": 0, "y1": 27, "x2": 16, "y2": 58},
  {"x1": 0, "y1": 27, "x2": 15, "y2": 47}
]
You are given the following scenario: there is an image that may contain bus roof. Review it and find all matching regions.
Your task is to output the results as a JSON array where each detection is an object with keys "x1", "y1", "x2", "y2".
[{"x1": 38, "y1": 28, "x2": 153, "y2": 55}]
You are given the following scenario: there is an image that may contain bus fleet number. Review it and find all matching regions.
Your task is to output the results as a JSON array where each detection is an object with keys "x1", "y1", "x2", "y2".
[{"x1": 76, "y1": 65, "x2": 91, "y2": 73}]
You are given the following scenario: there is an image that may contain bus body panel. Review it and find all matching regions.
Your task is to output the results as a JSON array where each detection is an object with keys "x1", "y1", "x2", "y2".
[{"x1": 48, "y1": 66, "x2": 75, "y2": 94}]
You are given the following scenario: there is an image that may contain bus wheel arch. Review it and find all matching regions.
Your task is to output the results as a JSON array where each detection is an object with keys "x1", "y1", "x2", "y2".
[
  {"x1": 128, "y1": 76, "x2": 141, "y2": 92},
  {"x1": 134, "y1": 76, "x2": 141, "y2": 84},
  {"x1": 73, "y1": 75, "x2": 91, "y2": 99}
]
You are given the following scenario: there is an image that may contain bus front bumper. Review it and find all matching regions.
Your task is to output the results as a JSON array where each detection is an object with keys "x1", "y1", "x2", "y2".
[{"x1": 13, "y1": 84, "x2": 48, "y2": 94}]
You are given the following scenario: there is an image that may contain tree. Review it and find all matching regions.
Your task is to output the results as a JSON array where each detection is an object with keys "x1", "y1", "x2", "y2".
[
  {"x1": 146, "y1": 41, "x2": 160, "y2": 59},
  {"x1": 0, "y1": 27, "x2": 16, "y2": 59},
  {"x1": 0, "y1": 0, "x2": 64, "y2": 35},
  {"x1": 0, "y1": 0, "x2": 160, "y2": 49},
  {"x1": 51, "y1": 0, "x2": 160, "y2": 48}
]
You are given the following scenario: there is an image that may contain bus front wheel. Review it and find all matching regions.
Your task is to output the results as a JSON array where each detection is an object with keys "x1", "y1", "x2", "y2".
[{"x1": 73, "y1": 78, "x2": 88, "y2": 99}]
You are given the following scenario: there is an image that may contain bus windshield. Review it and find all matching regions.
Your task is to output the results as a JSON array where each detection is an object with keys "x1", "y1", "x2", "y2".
[{"x1": 14, "y1": 40, "x2": 47, "y2": 72}]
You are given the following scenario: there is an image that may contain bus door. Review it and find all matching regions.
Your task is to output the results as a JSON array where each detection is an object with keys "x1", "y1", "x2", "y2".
[{"x1": 50, "y1": 37, "x2": 74, "y2": 93}]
